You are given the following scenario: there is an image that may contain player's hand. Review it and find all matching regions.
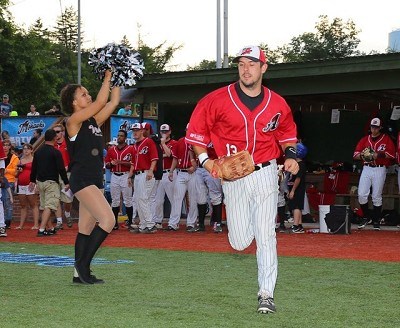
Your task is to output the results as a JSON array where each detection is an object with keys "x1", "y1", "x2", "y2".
[
  {"x1": 284, "y1": 158, "x2": 299, "y2": 175},
  {"x1": 128, "y1": 177, "x2": 133, "y2": 186},
  {"x1": 288, "y1": 190, "x2": 295, "y2": 199},
  {"x1": 146, "y1": 170, "x2": 154, "y2": 181},
  {"x1": 168, "y1": 171, "x2": 174, "y2": 181},
  {"x1": 187, "y1": 166, "x2": 196, "y2": 174}
]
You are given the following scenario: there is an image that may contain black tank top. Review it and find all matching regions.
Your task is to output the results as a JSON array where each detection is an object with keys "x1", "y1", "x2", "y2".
[{"x1": 66, "y1": 117, "x2": 104, "y2": 177}]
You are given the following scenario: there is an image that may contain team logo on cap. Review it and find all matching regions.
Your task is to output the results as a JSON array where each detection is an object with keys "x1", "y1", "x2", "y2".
[{"x1": 240, "y1": 47, "x2": 253, "y2": 55}]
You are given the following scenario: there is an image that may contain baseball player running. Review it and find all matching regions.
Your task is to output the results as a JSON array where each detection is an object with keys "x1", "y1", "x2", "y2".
[
  {"x1": 105, "y1": 130, "x2": 136, "y2": 230},
  {"x1": 353, "y1": 117, "x2": 395, "y2": 230},
  {"x1": 185, "y1": 46, "x2": 299, "y2": 314}
]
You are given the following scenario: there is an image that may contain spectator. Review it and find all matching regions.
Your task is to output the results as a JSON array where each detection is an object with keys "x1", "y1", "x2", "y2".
[
  {"x1": 45, "y1": 105, "x2": 65, "y2": 116},
  {"x1": 117, "y1": 103, "x2": 132, "y2": 116},
  {"x1": 353, "y1": 117, "x2": 396, "y2": 230},
  {"x1": 167, "y1": 124, "x2": 198, "y2": 231},
  {"x1": 3, "y1": 139, "x2": 18, "y2": 228},
  {"x1": 27, "y1": 104, "x2": 40, "y2": 116},
  {"x1": 29, "y1": 129, "x2": 69, "y2": 236},
  {"x1": 15, "y1": 143, "x2": 39, "y2": 230},
  {"x1": 0, "y1": 94, "x2": 13, "y2": 117},
  {"x1": 151, "y1": 123, "x2": 177, "y2": 229},
  {"x1": 29, "y1": 128, "x2": 42, "y2": 145},
  {"x1": 0, "y1": 175, "x2": 13, "y2": 237},
  {"x1": 287, "y1": 143, "x2": 308, "y2": 233},
  {"x1": 53, "y1": 123, "x2": 74, "y2": 229},
  {"x1": 104, "y1": 130, "x2": 136, "y2": 230},
  {"x1": 128, "y1": 123, "x2": 159, "y2": 233}
]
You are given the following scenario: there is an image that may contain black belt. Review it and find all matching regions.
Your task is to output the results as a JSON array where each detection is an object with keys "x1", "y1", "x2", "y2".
[
  {"x1": 364, "y1": 164, "x2": 385, "y2": 168},
  {"x1": 163, "y1": 169, "x2": 170, "y2": 173},
  {"x1": 113, "y1": 172, "x2": 128, "y2": 176},
  {"x1": 177, "y1": 169, "x2": 188, "y2": 172},
  {"x1": 135, "y1": 170, "x2": 146, "y2": 175},
  {"x1": 254, "y1": 161, "x2": 271, "y2": 170}
]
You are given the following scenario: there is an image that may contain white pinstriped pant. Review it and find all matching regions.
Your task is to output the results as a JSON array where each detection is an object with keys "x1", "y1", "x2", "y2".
[
  {"x1": 151, "y1": 171, "x2": 175, "y2": 223},
  {"x1": 223, "y1": 160, "x2": 278, "y2": 297},
  {"x1": 357, "y1": 166, "x2": 387, "y2": 206}
]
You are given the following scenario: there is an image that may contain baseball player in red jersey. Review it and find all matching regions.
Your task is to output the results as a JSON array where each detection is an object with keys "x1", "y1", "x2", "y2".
[
  {"x1": 151, "y1": 123, "x2": 178, "y2": 228},
  {"x1": 128, "y1": 123, "x2": 159, "y2": 233},
  {"x1": 53, "y1": 123, "x2": 74, "y2": 229},
  {"x1": 167, "y1": 125, "x2": 198, "y2": 231},
  {"x1": 185, "y1": 46, "x2": 299, "y2": 314},
  {"x1": 105, "y1": 129, "x2": 136, "y2": 230},
  {"x1": 353, "y1": 117, "x2": 395, "y2": 230}
]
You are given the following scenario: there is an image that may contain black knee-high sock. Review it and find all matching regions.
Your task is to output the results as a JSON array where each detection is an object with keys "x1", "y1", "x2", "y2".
[
  {"x1": 278, "y1": 206, "x2": 286, "y2": 227},
  {"x1": 112, "y1": 206, "x2": 120, "y2": 227},
  {"x1": 197, "y1": 204, "x2": 207, "y2": 227},
  {"x1": 75, "y1": 225, "x2": 109, "y2": 284},
  {"x1": 211, "y1": 203, "x2": 223, "y2": 224},
  {"x1": 373, "y1": 205, "x2": 382, "y2": 225},
  {"x1": 74, "y1": 232, "x2": 90, "y2": 277},
  {"x1": 360, "y1": 203, "x2": 369, "y2": 219},
  {"x1": 126, "y1": 206, "x2": 133, "y2": 225}
]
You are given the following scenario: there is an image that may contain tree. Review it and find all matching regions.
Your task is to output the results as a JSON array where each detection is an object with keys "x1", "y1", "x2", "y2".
[
  {"x1": 277, "y1": 15, "x2": 361, "y2": 62},
  {"x1": 186, "y1": 57, "x2": 236, "y2": 71}
]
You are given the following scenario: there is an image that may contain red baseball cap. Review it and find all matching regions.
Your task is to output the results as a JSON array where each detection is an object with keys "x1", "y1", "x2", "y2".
[
  {"x1": 141, "y1": 122, "x2": 154, "y2": 134},
  {"x1": 232, "y1": 46, "x2": 266, "y2": 64}
]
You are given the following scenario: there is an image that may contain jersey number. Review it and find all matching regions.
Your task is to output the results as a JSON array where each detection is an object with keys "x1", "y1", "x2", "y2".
[{"x1": 225, "y1": 144, "x2": 237, "y2": 156}]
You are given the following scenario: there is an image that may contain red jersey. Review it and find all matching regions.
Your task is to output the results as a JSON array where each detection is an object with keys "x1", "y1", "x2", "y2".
[
  {"x1": 171, "y1": 137, "x2": 193, "y2": 169},
  {"x1": 185, "y1": 83, "x2": 297, "y2": 163},
  {"x1": 131, "y1": 137, "x2": 159, "y2": 171},
  {"x1": 162, "y1": 139, "x2": 178, "y2": 170},
  {"x1": 105, "y1": 144, "x2": 134, "y2": 173},
  {"x1": 54, "y1": 139, "x2": 70, "y2": 168},
  {"x1": 353, "y1": 133, "x2": 395, "y2": 166}
]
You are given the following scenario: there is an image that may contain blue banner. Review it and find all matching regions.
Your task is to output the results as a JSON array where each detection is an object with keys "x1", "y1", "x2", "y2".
[
  {"x1": 1, "y1": 116, "x2": 59, "y2": 147},
  {"x1": 109, "y1": 115, "x2": 157, "y2": 145}
]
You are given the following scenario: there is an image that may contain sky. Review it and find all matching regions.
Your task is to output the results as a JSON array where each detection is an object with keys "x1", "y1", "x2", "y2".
[{"x1": 7, "y1": 0, "x2": 400, "y2": 70}]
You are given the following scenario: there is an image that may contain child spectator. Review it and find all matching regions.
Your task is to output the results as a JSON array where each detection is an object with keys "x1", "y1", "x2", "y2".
[
  {"x1": 287, "y1": 143, "x2": 308, "y2": 233},
  {"x1": 0, "y1": 175, "x2": 13, "y2": 236}
]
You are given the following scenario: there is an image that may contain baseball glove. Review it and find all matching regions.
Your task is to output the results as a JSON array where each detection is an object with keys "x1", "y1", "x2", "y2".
[
  {"x1": 211, "y1": 150, "x2": 255, "y2": 180},
  {"x1": 360, "y1": 147, "x2": 375, "y2": 162}
]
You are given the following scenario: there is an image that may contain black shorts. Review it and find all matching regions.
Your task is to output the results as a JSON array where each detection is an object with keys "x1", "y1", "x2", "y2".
[
  {"x1": 288, "y1": 191, "x2": 305, "y2": 211},
  {"x1": 69, "y1": 172, "x2": 104, "y2": 194}
]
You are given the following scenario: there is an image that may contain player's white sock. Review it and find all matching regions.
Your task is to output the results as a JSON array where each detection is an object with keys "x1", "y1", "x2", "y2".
[{"x1": 56, "y1": 217, "x2": 63, "y2": 224}]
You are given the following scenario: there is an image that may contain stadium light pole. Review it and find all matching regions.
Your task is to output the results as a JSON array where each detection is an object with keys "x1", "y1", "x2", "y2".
[
  {"x1": 216, "y1": 0, "x2": 222, "y2": 68},
  {"x1": 77, "y1": 0, "x2": 81, "y2": 84}
]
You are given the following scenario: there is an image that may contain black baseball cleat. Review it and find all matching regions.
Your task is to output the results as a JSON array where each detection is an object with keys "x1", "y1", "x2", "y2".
[
  {"x1": 73, "y1": 274, "x2": 104, "y2": 284},
  {"x1": 257, "y1": 294, "x2": 276, "y2": 314}
]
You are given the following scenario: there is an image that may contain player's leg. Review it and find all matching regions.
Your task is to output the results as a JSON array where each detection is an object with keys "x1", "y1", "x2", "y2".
[
  {"x1": 121, "y1": 175, "x2": 134, "y2": 227},
  {"x1": 186, "y1": 172, "x2": 199, "y2": 229},
  {"x1": 370, "y1": 167, "x2": 387, "y2": 230},
  {"x1": 357, "y1": 167, "x2": 373, "y2": 228},
  {"x1": 168, "y1": 172, "x2": 188, "y2": 230},
  {"x1": 223, "y1": 178, "x2": 253, "y2": 250},
  {"x1": 110, "y1": 175, "x2": 122, "y2": 229}
]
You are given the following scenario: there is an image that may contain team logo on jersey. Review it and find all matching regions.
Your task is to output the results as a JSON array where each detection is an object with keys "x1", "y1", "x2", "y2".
[
  {"x1": 89, "y1": 124, "x2": 103, "y2": 137},
  {"x1": 377, "y1": 144, "x2": 386, "y2": 151},
  {"x1": 139, "y1": 146, "x2": 149, "y2": 154},
  {"x1": 123, "y1": 154, "x2": 132, "y2": 161},
  {"x1": 262, "y1": 113, "x2": 281, "y2": 132}
]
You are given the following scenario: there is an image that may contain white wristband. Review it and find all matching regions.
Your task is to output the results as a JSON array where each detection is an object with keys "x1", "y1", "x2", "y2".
[{"x1": 198, "y1": 153, "x2": 209, "y2": 165}]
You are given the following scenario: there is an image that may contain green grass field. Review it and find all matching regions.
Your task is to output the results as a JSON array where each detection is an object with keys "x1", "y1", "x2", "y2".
[{"x1": 1, "y1": 242, "x2": 399, "y2": 328}]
